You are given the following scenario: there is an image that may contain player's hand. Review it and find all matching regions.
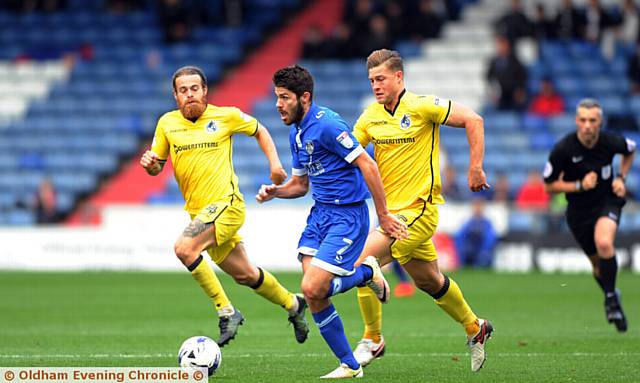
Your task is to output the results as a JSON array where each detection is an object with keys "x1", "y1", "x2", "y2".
[
  {"x1": 140, "y1": 150, "x2": 158, "y2": 170},
  {"x1": 270, "y1": 166, "x2": 287, "y2": 185},
  {"x1": 612, "y1": 177, "x2": 626, "y2": 197},
  {"x1": 379, "y1": 213, "x2": 409, "y2": 241},
  {"x1": 581, "y1": 171, "x2": 598, "y2": 191},
  {"x1": 468, "y1": 167, "x2": 490, "y2": 192},
  {"x1": 256, "y1": 184, "x2": 278, "y2": 203}
]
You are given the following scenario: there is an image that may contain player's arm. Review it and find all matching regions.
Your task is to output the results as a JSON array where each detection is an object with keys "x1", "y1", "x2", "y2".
[
  {"x1": 254, "y1": 123, "x2": 287, "y2": 185},
  {"x1": 612, "y1": 150, "x2": 635, "y2": 197},
  {"x1": 140, "y1": 150, "x2": 165, "y2": 176},
  {"x1": 352, "y1": 151, "x2": 408, "y2": 240},
  {"x1": 543, "y1": 147, "x2": 597, "y2": 193},
  {"x1": 256, "y1": 175, "x2": 309, "y2": 203},
  {"x1": 443, "y1": 101, "x2": 490, "y2": 192},
  {"x1": 142, "y1": 119, "x2": 170, "y2": 176},
  {"x1": 544, "y1": 171, "x2": 597, "y2": 194}
]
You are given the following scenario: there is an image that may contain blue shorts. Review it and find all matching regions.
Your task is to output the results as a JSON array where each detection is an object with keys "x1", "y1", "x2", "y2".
[{"x1": 297, "y1": 201, "x2": 369, "y2": 276}]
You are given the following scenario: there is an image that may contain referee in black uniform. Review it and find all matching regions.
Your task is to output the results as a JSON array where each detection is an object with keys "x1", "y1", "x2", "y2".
[{"x1": 543, "y1": 98, "x2": 636, "y2": 332}]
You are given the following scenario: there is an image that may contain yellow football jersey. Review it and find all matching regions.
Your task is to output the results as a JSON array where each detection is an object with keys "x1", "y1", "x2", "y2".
[
  {"x1": 151, "y1": 104, "x2": 259, "y2": 214},
  {"x1": 353, "y1": 90, "x2": 450, "y2": 210}
]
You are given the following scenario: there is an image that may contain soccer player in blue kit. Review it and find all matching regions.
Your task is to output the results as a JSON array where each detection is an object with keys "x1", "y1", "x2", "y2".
[{"x1": 257, "y1": 65, "x2": 408, "y2": 378}]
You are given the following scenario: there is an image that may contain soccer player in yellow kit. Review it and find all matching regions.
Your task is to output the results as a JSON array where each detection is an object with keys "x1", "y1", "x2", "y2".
[
  {"x1": 140, "y1": 66, "x2": 309, "y2": 347},
  {"x1": 351, "y1": 50, "x2": 494, "y2": 372}
]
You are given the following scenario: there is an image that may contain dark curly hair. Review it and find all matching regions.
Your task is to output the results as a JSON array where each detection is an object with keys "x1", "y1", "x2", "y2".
[{"x1": 272, "y1": 65, "x2": 314, "y2": 101}]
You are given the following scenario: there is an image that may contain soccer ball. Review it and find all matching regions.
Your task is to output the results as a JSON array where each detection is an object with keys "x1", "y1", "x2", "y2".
[{"x1": 178, "y1": 336, "x2": 222, "y2": 376}]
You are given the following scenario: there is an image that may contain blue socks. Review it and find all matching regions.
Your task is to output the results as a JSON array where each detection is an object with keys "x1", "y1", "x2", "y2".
[
  {"x1": 326, "y1": 264, "x2": 373, "y2": 297},
  {"x1": 312, "y1": 304, "x2": 359, "y2": 370}
]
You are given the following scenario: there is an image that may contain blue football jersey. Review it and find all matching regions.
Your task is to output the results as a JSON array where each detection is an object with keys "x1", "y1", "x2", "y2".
[{"x1": 289, "y1": 103, "x2": 370, "y2": 205}]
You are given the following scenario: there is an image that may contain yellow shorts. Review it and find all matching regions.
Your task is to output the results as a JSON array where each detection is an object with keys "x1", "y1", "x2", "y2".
[
  {"x1": 191, "y1": 201, "x2": 245, "y2": 265},
  {"x1": 378, "y1": 199, "x2": 439, "y2": 265}
]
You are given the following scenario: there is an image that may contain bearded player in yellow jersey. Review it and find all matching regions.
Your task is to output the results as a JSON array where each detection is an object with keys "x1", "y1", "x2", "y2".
[
  {"x1": 140, "y1": 66, "x2": 309, "y2": 347},
  {"x1": 350, "y1": 50, "x2": 494, "y2": 372}
]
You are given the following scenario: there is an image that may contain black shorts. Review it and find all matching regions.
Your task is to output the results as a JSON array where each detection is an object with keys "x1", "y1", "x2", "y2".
[{"x1": 566, "y1": 200, "x2": 625, "y2": 256}]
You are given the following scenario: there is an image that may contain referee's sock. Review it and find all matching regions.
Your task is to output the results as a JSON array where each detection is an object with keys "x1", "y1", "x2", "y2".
[
  {"x1": 592, "y1": 274, "x2": 605, "y2": 293},
  {"x1": 599, "y1": 256, "x2": 618, "y2": 296}
]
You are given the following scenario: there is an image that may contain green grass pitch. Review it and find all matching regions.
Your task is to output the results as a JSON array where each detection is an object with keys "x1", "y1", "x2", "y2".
[{"x1": 1, "y1": 270, "x2": 638, "y2": 382}]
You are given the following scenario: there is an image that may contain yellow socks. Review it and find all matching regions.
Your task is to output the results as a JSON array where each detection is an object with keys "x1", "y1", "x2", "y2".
[
  {"x1": 357, "y1": 286, "x2": 382, "y2": 343},
  {"x1": 432, "y1": 275, "x2": 479, "y2": 336},
  {"x1": 188, "y1": 255, "x2": 231, "y2": 311},
  {"x1": 251, "y1": 268, "x2": 296, "y2": 311}
]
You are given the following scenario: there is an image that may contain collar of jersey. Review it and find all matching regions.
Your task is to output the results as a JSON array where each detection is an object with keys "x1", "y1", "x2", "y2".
[
  {"x1": 383, "y1": 89, "x2": 406, "y2": 116},
  {"x1": 295, "y1": 102, "x2": 320, "y2": 131}
]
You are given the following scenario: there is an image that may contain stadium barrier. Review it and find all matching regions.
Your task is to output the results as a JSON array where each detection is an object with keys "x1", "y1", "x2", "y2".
[{"x1": 0, "y1": 204, "x2": 637, "y2": 272}]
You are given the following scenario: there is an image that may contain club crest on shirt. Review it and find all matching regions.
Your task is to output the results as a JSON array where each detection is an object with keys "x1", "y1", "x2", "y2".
[
  {"x1": 400, "y1": 114, "x2": 411, "y2": 129},
  {"x1": 305, "y1": 140, "x2": 314, "y2": 155},
  {"x1": 205, "y1": 120, "x2": 218, "y2": 133},
  {"x1": 601, "y1": 164, "x2": 611, "y2": 180},
  {"x1": 336, "y1": 131, "x2": 354, "y2": 149}
]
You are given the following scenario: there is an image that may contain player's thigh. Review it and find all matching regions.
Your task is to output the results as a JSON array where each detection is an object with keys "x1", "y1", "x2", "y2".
[
  {"x1": 390, "y1": 201, "x2": 439, "y2": 265},
  {"x1": 355, "y1": 230, "x2": 394, "y2": 267},
  {"x1": 196, "y1": 201, "x2": 246, "y2": 264},
  {"x1": 566, "y1": 211, "x2": 597, "y2": 256},
  {"x1": 312, "y1": 205, "x2": 369, "y2": 275},
  {"x1": 176, "y1": 218, "x2": 217, "y2": 258}
]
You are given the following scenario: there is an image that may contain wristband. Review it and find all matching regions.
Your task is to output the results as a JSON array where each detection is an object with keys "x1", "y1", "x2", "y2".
[
  {"x1": 617, "y1": 174, "x2": 626, "y2": 182},
  {"x1": 575, "y1": 180, "x2": 582, "y2": 192}
]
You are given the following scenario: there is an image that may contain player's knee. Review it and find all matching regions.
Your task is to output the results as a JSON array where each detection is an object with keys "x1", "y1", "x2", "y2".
[
  {"x1": 174, "y1": 240, "x2": 199, "y2": 265},
  {"x1": 301, "y1": 279, "x2": 327, "y2": 301},
  {"x1": 595, "y1": 238, "x2": 614, "y2": 256}
]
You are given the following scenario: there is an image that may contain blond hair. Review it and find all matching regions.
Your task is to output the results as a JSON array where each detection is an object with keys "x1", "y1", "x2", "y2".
[{"x1": 366, "y1": 49, "x2": 404, "y2": 72}]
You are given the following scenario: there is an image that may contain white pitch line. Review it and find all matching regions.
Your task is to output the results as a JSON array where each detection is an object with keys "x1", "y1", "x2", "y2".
[{"x1": 1, "y1": 352, "x2": 639, "y2": 359}]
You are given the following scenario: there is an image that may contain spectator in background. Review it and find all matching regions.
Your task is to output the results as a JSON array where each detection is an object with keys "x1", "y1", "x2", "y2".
[
  {"x1": 492, "y1": 172, "x2": 513, "y2": 203},
  {"x1": 345, "y1": 0, "x2": 375, "y2": 41},
  {"x1": 158, "y1": 0, "x2": 193, "y2": 43},
  {"x1": 33, "y1": 178, "x2": 60, "y2": 224},
  {"x1": 532, "y1": 3, "x2": 556, "y2": 42},
  {"x1": 487, "y1": 35, "x2": 528, "y2": 111},
  {"x1": 4, "y1": 0, "x2": 66, "y2": 12},
  {"x1": 324, "y1": 23, "x2": 359, "y2": 60},
  {"x1": 494, "y1": 0, "x2": 532, "y2": 43},
  {"x1": 301, "y1": 25, "x2": 327, "y2": 59},
  {"x1": 515, "y1": 169, "x2": 550, "y2": 210},
  {"x1": 629, "y1": 43, "x2": 640, "y2": 94},
  {"x1": 360, "y1": 14, "x2": 392, "y2": 56},
  {"x1": 383, "y1": 1, "x2": 408, "y2": 42},
  {"x1": 454, "y1": 197, "x2": 497, "y2": 268},
  {"x1": 529, "y1": 78, "x2": 565, "y2": 117},
  {"x1": 555, "y1": 0, "x2": 585, "y2": 40},
  {"x1": 583, "y1": 0, "x2": 616, "y2": 43},
  {"x1": 407, "y1": 0, "x2": 445, "y2": 41},
  {"x1": 442, "y1": 165, "x2": 464, "y2": 201},
  {"x1": 106, "y1": 0, "x2": 143, "y2": 13},
  {"x1": 618, "y1": 0, "x2": 639, "y2": 45}
]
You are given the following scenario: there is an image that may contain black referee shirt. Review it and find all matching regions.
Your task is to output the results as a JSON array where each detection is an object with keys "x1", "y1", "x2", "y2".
[{"x1": 543, "y1": 131, "x2": 636, "y2": 210}]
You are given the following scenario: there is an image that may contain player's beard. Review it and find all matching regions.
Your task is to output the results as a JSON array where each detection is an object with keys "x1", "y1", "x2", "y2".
[
  {"x1": 181, "y1": 97, "x2": 207, "y2": 120},
  {"x1": 292, "y1": 100, "x2": 305, "y2": 124}
]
